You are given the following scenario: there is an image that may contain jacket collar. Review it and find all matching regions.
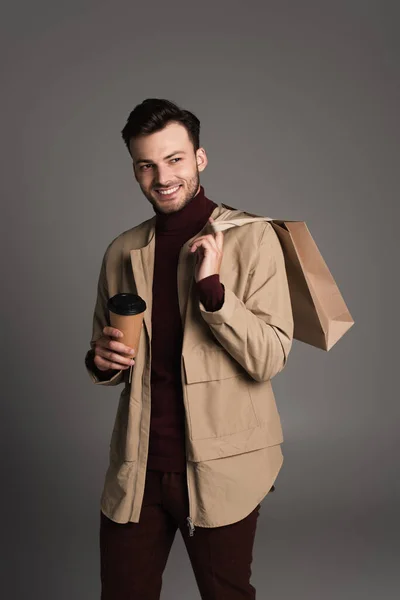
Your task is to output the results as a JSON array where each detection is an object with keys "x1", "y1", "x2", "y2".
[{"x1": 129, "y1": 202, "x2": 242, "y2": 251}]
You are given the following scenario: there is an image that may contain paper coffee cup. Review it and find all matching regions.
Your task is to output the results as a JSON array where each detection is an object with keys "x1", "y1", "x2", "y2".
[{"x1": 107, "y1": 293, "x2": 147, "y2": 365}]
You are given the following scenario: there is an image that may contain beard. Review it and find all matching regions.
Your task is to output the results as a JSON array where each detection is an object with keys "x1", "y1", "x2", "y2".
[{"x1": 140, "y1": 169, "x2": 200, "y2": 214}]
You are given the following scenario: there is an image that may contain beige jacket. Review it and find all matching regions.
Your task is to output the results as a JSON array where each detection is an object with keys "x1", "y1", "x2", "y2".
[{"x1": 85, "y1": 202, "x2": 294, "y2": 532}]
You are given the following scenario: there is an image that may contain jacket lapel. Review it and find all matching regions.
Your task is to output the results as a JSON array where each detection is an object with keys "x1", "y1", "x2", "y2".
[{"x1": 129, "y1": 218, "x2": 156, "y2": 341}]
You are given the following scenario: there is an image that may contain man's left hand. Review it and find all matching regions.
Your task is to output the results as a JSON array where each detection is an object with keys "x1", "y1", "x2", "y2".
[{"x1": 188, "y1": 217, "x2": 224, "y2": 283}]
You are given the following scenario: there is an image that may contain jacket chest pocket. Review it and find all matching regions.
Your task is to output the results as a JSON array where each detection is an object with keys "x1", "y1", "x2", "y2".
[{"x1": 182, "y1": 348, "x2": 259, "y2": 440}]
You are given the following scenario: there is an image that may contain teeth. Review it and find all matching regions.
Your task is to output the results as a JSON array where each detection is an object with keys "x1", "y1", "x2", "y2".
[{"x1": 158, "y1": 186, "x2": 180, "y2": 195}]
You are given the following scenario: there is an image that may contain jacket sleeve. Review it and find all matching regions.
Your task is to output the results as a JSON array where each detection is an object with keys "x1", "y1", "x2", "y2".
[
  {"x1": 198, "y1": 223, "x2": 294, "y2": 382},
  {"x1": 85, "y1": 248, "x2": 125, "y2": 386}
]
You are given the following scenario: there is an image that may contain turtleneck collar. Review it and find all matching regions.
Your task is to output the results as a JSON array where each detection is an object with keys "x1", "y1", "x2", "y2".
[{"x1": 154, "y1": 185, "x2": 217, "y2": 235}]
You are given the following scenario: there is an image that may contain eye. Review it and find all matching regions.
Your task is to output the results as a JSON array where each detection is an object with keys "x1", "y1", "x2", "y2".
[
  {"x1": 171, "y1": 158, "x2": 181, "y2": 163},
  {"x1": 140, "y1": 164, "x2": 153, "y2": 171}
]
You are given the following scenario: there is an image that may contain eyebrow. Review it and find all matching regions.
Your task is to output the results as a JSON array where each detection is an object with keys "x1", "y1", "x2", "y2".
[{"x1": 135, "y1": 151, "x2": 186, "y2": 165}]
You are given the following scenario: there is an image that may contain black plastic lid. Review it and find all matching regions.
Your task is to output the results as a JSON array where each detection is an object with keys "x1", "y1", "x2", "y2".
[{"x1": 107, "y1": 293, "x2": 146, "y2": 316}]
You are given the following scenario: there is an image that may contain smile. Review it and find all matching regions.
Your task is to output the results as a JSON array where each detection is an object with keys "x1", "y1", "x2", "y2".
[{"x1": 156, "y1": 185, "x2": 181, "y2": 196}]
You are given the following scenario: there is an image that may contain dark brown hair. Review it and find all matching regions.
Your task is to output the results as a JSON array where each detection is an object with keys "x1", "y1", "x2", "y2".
[{"x1": 121, "y1": 98, "x2": 200, "y2": 155}]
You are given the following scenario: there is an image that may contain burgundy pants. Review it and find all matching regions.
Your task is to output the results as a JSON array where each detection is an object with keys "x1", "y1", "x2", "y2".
[{"x1": 100, "y1": 469, "x2": 261, "y2": 599}]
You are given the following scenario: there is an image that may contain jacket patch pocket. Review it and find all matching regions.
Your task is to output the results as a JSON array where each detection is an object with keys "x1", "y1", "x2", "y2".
[{"x1": 182, "y1": 350, "x2": 259, "y2": 440}]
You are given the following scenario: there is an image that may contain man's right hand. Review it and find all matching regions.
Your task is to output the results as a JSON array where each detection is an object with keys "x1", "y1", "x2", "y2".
[{"x1": 93, "y1": 326, "x2": 136, "y2": 372}]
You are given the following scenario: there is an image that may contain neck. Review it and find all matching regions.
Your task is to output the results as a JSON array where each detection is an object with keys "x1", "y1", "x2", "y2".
[{"x1": 155, "y1": 185, "x2": 216, "y2": 234}]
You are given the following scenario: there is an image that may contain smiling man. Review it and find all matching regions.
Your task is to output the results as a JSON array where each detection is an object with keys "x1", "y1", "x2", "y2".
[{"x1": 85, "y1": 98, "x2": 294, "y2": 599}]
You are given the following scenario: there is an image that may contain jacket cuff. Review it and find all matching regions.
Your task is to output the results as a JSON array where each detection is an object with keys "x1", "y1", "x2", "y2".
[
  {"x1": 196, "y1": 274, "x2": 225, "y2": 312},
  {"x1": 85, "y1": 349, "x2": 125, "y2": 386},
  {"x1": 199, "y1": 287, "x2": 292, "y2": 334}
]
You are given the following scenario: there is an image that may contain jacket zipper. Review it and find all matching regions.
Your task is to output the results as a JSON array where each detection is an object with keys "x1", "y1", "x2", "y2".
[
  {"x1": 184, "y1": 357, "x2": 195, "y2": 537},
  {"x1": 178, "y1": 243, "x2": 198, "y2": 538},
  {"x1": 186, "y1": 453, "x2": 195, "y2": 536}
]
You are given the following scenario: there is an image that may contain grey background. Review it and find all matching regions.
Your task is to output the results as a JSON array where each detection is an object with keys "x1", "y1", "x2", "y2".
[{"x1": 2, "y1": 1, "x2": 399, "y2": 598}]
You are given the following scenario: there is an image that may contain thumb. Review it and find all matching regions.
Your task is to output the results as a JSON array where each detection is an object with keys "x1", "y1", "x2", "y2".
[{"x1": 215, "y1": 230, "x2": 224, "y2": 248}]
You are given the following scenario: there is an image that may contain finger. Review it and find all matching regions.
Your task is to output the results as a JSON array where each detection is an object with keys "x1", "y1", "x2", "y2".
[
  {"x1": 97, "y1": 333, "x2": 135, "y2": 356},
  {"x1": 191, "y1": 230, "x2": 222, "y2": 250},
  {"x1": 103, "y1": 326, "x2": 123, "y2": 339},
  {"x1": 191, "y1": 236, "x2": 219, "y2": 254},
  {"x1": 96, "y1": 347, "x2": 135, "y2": 367},
  {"x1": 108, "y1": 339, "x2": 136, "y2": 356},
  {"x1": 95, "y1": 354, "x2": 133, "y2": 371},
  {"x1": 189, "y1": 234, "x2": 213, "y2": 248},
  {"x1": 215, "y1": 230, "x2": 224, "y2": 250},
  {"x1": 97, "y1": 336, "x2": 135, "y2": 356}
]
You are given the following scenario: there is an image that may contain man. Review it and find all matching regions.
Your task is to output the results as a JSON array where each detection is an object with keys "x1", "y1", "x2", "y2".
[{"x1": 85, "y1": 98, "x2": 294, "y2": 599}]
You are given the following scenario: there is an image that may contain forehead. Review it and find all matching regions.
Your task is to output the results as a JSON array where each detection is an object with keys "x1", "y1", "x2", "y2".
[{"x1": 129, "y1": 122, "x2": 192, "y2": 159}]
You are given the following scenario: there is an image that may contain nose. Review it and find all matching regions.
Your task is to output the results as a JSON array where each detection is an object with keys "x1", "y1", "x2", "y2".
[{"x1": 154, "y1": 164, "x2": 175, "y2": 187}]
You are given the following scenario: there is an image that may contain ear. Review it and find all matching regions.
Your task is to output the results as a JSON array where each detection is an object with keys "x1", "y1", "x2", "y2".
[{"x1": 196, "y1": 147, "x2": 208, "y2": 173}]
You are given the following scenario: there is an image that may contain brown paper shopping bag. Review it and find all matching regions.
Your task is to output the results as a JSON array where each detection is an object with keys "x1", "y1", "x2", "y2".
[{"x1": 212, "y1": 214, "x2": 354, "y2": 351}]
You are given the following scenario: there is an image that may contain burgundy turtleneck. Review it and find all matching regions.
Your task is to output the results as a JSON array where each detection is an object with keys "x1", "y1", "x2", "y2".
[{"x1": 147, "y1": 185, "x2": 225, "y2": 472}]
